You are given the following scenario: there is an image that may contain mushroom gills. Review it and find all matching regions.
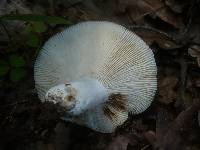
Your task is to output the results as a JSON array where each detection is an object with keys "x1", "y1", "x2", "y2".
[
  {"x1": 34, "y1": 21, "x2": 157, "y2": 133},
  {"x1": 62, "y1": 95, "x2": 128, "y2": 133}
]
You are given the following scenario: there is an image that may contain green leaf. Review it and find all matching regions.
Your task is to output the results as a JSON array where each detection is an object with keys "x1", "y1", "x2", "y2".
[
  {"x1": 10, "y1": 68, "x2": 26, "y2": 82},
  {"x1": 0, "y1": 14, "x2": 71, "y2": 25},
  {"x1": 0, "y1": 60, "x2": 9, "y2": 76},
  {"x1": 33, "y1": 22, "x2": 47, "y2": 33},
  {"x1": 23, "y1": 24, "x2": 33, "y2": 34},
  {"x1": 26, "y1": 33, "x2": 39, "y2": 47},
  {"x1": 9, "y1": 55, "x2": 26, "y2": 67}
]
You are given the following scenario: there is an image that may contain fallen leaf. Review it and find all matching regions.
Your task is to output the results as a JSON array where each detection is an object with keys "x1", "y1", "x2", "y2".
[
  {"x1": 146, "y1": 100, "x2": 200, "y2": 150},
  {"x1": 106, "y1": 134, "x2": 137, "y2": 150},
  {"x1": 52, "y1": 122, "x2": 70, "y2": 150},
  {"x1": 118, "y1": 0, "x2": 164, "y2": 22},
  {"x1": 165, "y1": 0, "x2": 187, "y2": 13},
  {"x1": 188, "y1": 45, "x2": 200, "y2": 67},
  {"x1": 195, "y1": 79, "x2": 200, "y2": 87},
  {"x1": 158, "y1": 74, "x2": 178, "y2": 104},
  {"x1": 183, "y1": 92, "x2": 194, "y2": 108},
  {"x1": 106, "y1": 136, "x2": 129, "y2": 150},
  {"x1": 132, "y1": 26, "x2": 181, "y2": 49},
  {"x1": 159, "y1": 100, "x2": 200, "y2": 149},
  {"x1": 118, "y1": 0, "x2": 184, "y2": 28},
  {"x1": 155, "y1": 7, "x2": 184, "y2": 29},
  {"x1": 144, "y1": 130, "x2": 157, "y2": 148}
]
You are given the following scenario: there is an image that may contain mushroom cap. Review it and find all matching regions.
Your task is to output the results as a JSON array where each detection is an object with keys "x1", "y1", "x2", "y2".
[{"x1": 34, "y1": 21, "x2": 157, "y2": 133}]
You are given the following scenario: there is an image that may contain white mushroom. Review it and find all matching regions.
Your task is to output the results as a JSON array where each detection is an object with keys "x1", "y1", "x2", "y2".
[{"x1": 34, "y1": 21, "x2": 157, "y2": 133}]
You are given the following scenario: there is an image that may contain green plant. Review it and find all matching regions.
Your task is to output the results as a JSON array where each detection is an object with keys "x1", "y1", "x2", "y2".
[
  {"x1": 0, "y1": 55, "x2": 26, "y2": 82},
  {"x1": 0, "y1": 14, "x2": 72, "y2": 82}
]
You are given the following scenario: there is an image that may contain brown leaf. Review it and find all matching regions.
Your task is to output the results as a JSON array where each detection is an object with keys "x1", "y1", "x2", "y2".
[
  {"x1": 106, "y1": 134, "x2": 137, "y2": 150},
  {"x1": 188, "y1": 45, "x2": 200, "y2": 67},
  {"x1": 195, "y1": 79, "x2": 200, "y2": 87},
  {"x1": 155, "y1": 7, "x2": 184, "y2": 28},
  {"x1": 150, "y1": 100, "x2": 200, "y2": 150},
  {"x1": 144, "y1": 130, "x2": 157, "y2": 147},
  {"x1": 133, "y1": 27, "x2": 181, "y2": 49},
  {"x1": 187, "y1": 73, "x2": 200, "y2": 90},
  {"x1": 106, "y1": 136, "x2": 129, "y2": 150},
  {"x1": 118, "y1": 0, "x2": 164, "y2": 22},
  {"x1": 53, "y1": 122, "x2": 70, "y2": 150},
  {"x1": 158, "y1": 75, "x2": 178, "y2": 104},
  {"x1": 165, "y1": 0, "x2": 186, "y2": 13},
  {"x1": 183, "y1": 92, "x2": 194, "y2": 108},
  {"x1": 118, "y1": 0, "x2": 184, "y2": 28}
]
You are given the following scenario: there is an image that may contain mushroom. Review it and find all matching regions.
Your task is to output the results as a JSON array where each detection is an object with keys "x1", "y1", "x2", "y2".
[{"x1": 34, "y1": 21, "x2": 157, "y2": 133}]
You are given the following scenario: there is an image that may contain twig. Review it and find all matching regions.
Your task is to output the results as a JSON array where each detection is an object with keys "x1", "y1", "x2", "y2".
[{"x1": 141, "y1": 145, "x2": 150, "y2": 150}]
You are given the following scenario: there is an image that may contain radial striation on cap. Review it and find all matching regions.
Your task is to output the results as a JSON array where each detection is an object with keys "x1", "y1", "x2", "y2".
[{"x1": 34, "y1": 21, "x2": 157, "y2": 133}]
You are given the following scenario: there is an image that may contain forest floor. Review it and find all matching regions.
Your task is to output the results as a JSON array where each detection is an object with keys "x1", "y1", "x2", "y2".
[{"x1": 0, "y1": 0, "x2": 200, "y2": 150}]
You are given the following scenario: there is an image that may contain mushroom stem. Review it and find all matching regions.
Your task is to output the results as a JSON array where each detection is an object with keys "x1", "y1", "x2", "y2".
[{"x1": 45, "y1": 77, "x2": 109, "y2": 115}]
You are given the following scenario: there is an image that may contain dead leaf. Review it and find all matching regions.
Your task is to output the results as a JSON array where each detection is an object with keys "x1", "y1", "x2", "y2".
[
  {"x1": 149, "y1": 100, "x2": 200, "y2": 150},
  {"x1": 118, "y1": 0, "x2": 164, "y2": 24},
  {"x1": 118, "y1": 0, "x2": 184, "y2": 28},
  {"x1": 165, "y1": 0, "x2": 186, "y2": 13},
  {"x1": 144, "y1": 130, "x2": 157, "y2": 147},
  {"x1": 155, "y1": 7, "x2": 184, "y2": 28},
  {"x1": 195, "y1": 79, "x2": 200, "y2": 87},
  {"x1": 106, "y1": 136, "x2": 129, "y2": 150},
  {"x1": 158, "y1": 75, "x2": 178, "y2": 104},
  {"x1": 52, "y1": 122, "x2": 70, "y2": 150},
  {"x1": 186, "y1": 75, "x2": 200, "y2": 94},
  {"x1": 106, "y1": 134, "x2": 137, "y2": 150},
  {"x1": 132, "y1": 26, "x2": 181, "y2": 49},
  {"x1": 188, "y1": 45, "x2": 200, "y2": 67},
  {"x1": 183, "y1": 92, "x2": 194, "y2": 108},
  {"x1": 163, "y1": 100, "x2": 200, "y2": 149}
]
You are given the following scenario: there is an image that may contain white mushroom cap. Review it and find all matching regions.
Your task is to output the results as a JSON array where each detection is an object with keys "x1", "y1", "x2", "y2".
[{"x1": 34, "y1": 21, "x2": 157, "y2": 133}]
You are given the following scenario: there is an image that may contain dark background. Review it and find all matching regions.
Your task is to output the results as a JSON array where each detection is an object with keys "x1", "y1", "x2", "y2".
[{"x1": 0, "y1": 0, "x2": 200, "y2": 149}]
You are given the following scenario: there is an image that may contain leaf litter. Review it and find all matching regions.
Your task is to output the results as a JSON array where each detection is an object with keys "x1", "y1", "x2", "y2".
[{"x1": 0, "y1": 0, "x2": 200, "y2": 150}]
